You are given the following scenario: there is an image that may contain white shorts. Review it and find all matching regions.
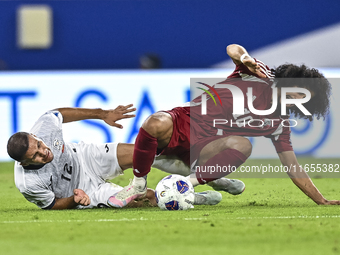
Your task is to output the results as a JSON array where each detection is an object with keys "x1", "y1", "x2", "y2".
[
  {"x1": 75, "y1": 142, "x2": 124, "y2": 209},
  {"x1": 77, "y1": 182, "x2": 123, "y2": 209}
]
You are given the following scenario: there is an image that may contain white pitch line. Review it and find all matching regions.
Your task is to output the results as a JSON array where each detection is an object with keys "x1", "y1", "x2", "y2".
[
  {"x1": 0, "y1": 217, "x2": 208, "y2": 224},
  {"x1": 235, "y1": 215, "x2": 340, "y2": 220},
  {"x1": 2, "y1": 215, "x2": 340, "y2": 224}
]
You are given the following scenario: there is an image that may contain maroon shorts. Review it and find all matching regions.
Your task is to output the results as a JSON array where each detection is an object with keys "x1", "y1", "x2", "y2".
[
  {"x1": 160, "y1": 107, "x2": 191, "y2": 165},
  {"x1": 160, "y1": 107, "x2": 231, "y2": 166}
]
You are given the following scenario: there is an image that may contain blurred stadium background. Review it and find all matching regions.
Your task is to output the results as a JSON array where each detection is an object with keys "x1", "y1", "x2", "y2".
[{"x1": 0, "y1": 0, "x2": 340, "y2": 161}]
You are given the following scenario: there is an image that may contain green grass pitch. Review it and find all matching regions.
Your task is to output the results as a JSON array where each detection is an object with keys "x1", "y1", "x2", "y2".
[{"x1": 1, "y1": 158, "x2": 340, "y2": 255}]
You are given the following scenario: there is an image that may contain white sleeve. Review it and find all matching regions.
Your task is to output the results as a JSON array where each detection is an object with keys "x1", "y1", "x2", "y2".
[
  {"x1": 30, "y1": 110, "x2": 63, "y2": 135},
  {"x1": 14, "y1": 162, "x2": 56, "y2": 209}
]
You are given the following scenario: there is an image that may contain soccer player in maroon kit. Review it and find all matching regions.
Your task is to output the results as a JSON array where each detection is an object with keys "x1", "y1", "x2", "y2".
[{"x1": 108, "y1": 44, "x2": 340, "y2": 208}]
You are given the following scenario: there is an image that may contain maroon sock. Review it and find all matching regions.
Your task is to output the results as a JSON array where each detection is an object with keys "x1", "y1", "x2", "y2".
[
  {"x1": 133, "y1": 128, "x2": 158, "y2": 177},
  {"x1": 195, "y1": 148, "x2": 247, "y2": 184}
]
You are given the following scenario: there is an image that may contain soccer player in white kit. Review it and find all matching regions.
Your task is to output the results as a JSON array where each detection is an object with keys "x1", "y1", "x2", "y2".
[
  {"x1": 8, "y1": 105, "x2": 235, "y2": 210},
  {"x1": 8, "y1": 105, "x2": 149, "y2": 209}
]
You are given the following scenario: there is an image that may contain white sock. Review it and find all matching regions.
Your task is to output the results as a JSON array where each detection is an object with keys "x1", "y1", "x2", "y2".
[
  {"x1": 133, "y1": 175, "x2": 147, "y2": 184},
  {"x1": 186, "y1": 175, "x2": 200, "y2": 187}
]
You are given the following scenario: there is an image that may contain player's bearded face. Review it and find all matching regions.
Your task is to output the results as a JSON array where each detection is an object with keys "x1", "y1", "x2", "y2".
[{"x1": 22, "y1": 135, "x2": 54, "y2": 165}]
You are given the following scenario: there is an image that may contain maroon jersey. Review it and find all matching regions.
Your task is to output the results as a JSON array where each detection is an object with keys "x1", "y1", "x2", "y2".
[{"x1": 187, "y1": 59, "x2": 293, "y2": 153}]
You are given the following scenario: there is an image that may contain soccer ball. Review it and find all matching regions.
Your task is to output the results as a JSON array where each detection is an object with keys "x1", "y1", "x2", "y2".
[{"x1": 155, "y1": 174, "x2": 195, "y2": 210}]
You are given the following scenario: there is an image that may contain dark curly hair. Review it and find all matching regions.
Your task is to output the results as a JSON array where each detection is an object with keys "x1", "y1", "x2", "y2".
[{"x1": 272, "y1": 64, "x2": 331, "y2": 121}]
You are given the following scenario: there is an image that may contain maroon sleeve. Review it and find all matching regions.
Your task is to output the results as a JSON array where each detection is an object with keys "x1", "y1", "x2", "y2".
[{"x1": 268, "y1": 126, "x2": 294, "y2": 153}]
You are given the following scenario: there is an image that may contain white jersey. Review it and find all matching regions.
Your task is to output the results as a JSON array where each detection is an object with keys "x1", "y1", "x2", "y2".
[{"x1": 14, "y1": 111, "x2": 123, "y2": 209}]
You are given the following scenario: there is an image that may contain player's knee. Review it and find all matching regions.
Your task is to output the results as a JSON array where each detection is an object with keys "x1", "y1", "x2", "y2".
[
  {"x1": 142, "y1": 112, "x2": 172, "y2": 138},
  {"x1": 228, "y1": 136, "x2": 252, "y2": 158},
  {"x1": 242, "y1": 138, "x2": 252, "y2": 158}
]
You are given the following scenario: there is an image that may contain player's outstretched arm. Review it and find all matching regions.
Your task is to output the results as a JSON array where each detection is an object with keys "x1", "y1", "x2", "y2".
[
  {"x1": 278, "y1": 151, "x2": 340, "y2": 205},
  {"x1": 50, "y1": 189, "x2": 91, "y2": 210},
  {"x1": 55, "y1": 104, "x2": 136, "y2": 129},
  {"x1": 226, "y1": 44, "x2": 266, "y2": 78}
]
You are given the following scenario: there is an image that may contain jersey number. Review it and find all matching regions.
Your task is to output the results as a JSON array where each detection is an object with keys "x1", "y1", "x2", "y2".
[{"x1": 61, "y1": 163, "x2": 73, "y2": 182}]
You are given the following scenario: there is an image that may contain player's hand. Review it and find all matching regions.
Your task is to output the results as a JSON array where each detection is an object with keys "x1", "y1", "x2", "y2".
[
  {"x1": 73, "y1": 189, "x2": 91, "y2": 206},
  {"x1": 103, "y1": 104, "x2": 136, "y2": 129},
  {"x1": 321, "y1": 200, "x2": 340, "y2": 205},
  {"x1": 145, "y1": 188, "x2": 158, "y2": 207},
  {"x1": 243, "y1": 57, "x2": 266, "y2": 78},
  {"x1": 125, "y1": 189, "x2": 158, "y2": 208}
]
